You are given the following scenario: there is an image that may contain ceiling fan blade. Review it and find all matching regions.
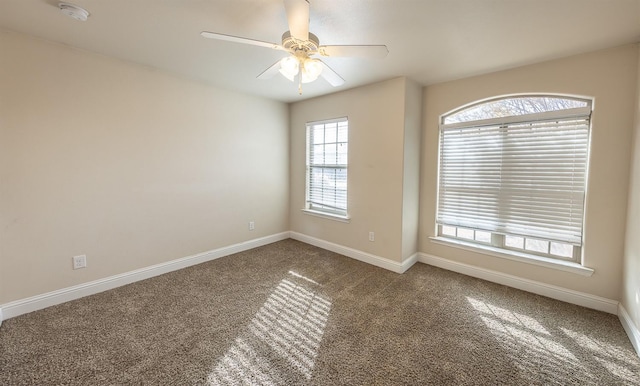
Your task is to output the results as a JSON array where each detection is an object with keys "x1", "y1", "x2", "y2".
[
  {"x1": 257, "y1": 60, "x2": 283, "y2": 80},
  {"x1": 318, "y1": 45, "x2": 389, "y2": 59},
  {"x1": 319, "y1": 61, "x2": 345, "y2": 87},
  {"x1": 201, "y1": 31, "x2": 285, "y2": 51},
  {"x1": 284, "y1": 0, "x2": 309, "y2": 41}
]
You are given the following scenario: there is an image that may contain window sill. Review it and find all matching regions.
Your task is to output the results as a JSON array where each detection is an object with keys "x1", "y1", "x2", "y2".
[
  {"x1": 429, "y1": 236, "x2": 594, "y2": 277},
  {"x1": 301, "y1": 209, "x2": 350, "y2": 223}
]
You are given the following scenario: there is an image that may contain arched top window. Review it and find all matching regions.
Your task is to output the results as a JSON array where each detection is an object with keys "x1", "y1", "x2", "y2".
[
  {"x1": 436, "y1": 94, "x2": 593, "y2": 264},
  {"x1": 443, "y1": 95, "x2": 591, "y2": 125}
]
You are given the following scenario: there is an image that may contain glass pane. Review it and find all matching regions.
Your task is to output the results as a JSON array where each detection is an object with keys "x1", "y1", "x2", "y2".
[
  {"x1": 337, "y1": 143, "x2": 348, "y2": 165},
  {"x1": 337, "y1": 123, "x2": 348, "y2": 142},
  {"x1": 312, "y1": 145, "x2": 324, "y2": 164},
  {"x1": 334, "y1": 168, "x2": 347, "y2": 190},
  {"x1": 324, "y1": 144, "x2": 337, "y2": 164},
  {"x1": 444, "y1": 96, "x2": 589, "y2": 124},
  {"x1": 505, "y1": 235, "x2": 524, "y2": 249},
  {"x1": 312, "y1": 126, "x2": 325, "y2": 144},
  {"x1": 325, "y1": 123, "x2": 337, "y2": 144},
  {"x1": 457, "y1": 228, "x2": 474, "y2": 240},
  {"x1": 550, "y1": 242, "x2": 573, "y2": 258},
  {"x1": 475, "y1": 231, "x2": 491, "y2": 243},
  {"x1": 525, "y1": 239, "x2": 549, "y2": 254},
  {"x1": 442, "y1": 225, "x2": 456, "y2": 236},
  {"x1": 309, "y1": 168, "x2": 324, "y2": 190}
]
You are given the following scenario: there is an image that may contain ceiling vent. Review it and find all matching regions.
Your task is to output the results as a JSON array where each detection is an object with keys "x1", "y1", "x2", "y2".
[{"x1": 58, "y1": 2, "x2": 90, "y2": 21}]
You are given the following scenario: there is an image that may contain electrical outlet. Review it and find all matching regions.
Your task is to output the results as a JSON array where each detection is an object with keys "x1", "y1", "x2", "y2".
[
  {"x1": 249, "y1": 221, "x2": 255, "y2": 231},
  {"x1": 369, "y1": 232, "x2": 375, "y2": 242},
  {"x1": 73, "y1": 255, "x2": 87, "y2": 270}
]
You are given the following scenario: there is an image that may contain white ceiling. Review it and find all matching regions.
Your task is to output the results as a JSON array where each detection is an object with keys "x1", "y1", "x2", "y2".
[{"x1": 1, "y1": 0, "x2": 639, "y2": 103}]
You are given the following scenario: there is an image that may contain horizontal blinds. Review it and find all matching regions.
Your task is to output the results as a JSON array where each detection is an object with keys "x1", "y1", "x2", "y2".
[
  {"x1": 307, "y1": 118, "x2": 348, "y2": 214},
  {"x1": 437, "y1": 116, "x2": 590, "y2": 245}
]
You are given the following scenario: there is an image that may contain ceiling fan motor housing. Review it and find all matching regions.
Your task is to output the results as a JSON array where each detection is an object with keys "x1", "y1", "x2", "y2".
[{"x1": 282, "y1": 31, "x2": 320, "y2": 54}]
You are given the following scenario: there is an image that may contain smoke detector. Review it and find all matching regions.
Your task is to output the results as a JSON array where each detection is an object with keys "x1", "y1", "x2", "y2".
[{"x1": 58, "y1": 2, "x2": 90, "y2": 21}]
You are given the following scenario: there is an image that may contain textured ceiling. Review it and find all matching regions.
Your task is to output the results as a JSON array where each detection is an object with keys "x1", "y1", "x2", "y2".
[{"x1": 1, "y1": 0, "x2": 639, "y2": 102}]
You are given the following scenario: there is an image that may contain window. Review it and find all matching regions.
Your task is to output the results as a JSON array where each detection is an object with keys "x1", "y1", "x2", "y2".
[
  {"x1": 306, "y1": 117, "x2": 348, "y2": 218},
  {"x1": 437, "y1": 96, "x2": 592, "y2": 263}
]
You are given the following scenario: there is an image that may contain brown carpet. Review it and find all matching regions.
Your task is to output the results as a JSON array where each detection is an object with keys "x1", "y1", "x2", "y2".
[{"x1": 1, "y1": 239, "x2": 639, "y2": 385}]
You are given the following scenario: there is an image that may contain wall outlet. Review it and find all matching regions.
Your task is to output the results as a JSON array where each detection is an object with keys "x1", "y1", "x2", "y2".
[
  {"x1": 73, "y1": 255, "x2": 87, "y2": 270},
  {"x1": 369, "y1": 232, "x2": 375, "y2": 242},
  {"x1": 249, "y1": 221, "x2": 255, "y2": 231}
]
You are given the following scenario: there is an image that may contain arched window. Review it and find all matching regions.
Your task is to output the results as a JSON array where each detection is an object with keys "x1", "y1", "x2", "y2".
[{"x1": 437, "y1": 95, "x2": 592, "y2": 263}]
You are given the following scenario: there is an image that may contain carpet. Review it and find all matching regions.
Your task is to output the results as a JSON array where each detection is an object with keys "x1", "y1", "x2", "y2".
[{"x1": 1, "y1": 239, "x2": 638, "y2": 385}]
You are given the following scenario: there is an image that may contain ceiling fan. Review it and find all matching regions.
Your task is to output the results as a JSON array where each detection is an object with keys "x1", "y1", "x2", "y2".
[{"x1": 201, "y1": 0, "x2": 388, "y2": 94}]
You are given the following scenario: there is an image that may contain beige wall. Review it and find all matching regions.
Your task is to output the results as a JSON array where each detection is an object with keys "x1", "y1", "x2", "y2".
[
  {"x1": 622, "y1": 45, "x2": 640, "y2": 334},
  {"x1": 290, "y1": 77, "x2": 417, "y2": 262},
  {"x1": 0, "y1": 32, "x2": 289, "y2": 304},
  {"x1": 420, "y1": 44, "x2": 639, "y2": 300},
  {"x1": 401, "y1": 80, "x2": 422, "y2": 261}
]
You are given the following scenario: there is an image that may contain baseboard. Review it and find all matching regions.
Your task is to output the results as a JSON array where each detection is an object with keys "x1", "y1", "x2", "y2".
[
  {"x1": 403, "y1": 252, "x2": 419, "y2": 273},
  {"x1": 290, "y1": 232, "x2": 417, "y2": 274},
  {"x1": 418, "y1": 253, "x2": 618, "y2": 314},
  {"x1": 618, "y1": 303, "x2": 640, "y2": 358},
  {"x1": 0, "y1": 232, "x2": 290, "y2": 322}
]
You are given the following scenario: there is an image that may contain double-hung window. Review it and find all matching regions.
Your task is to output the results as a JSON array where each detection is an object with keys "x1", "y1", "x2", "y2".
[
  {"x1": 305, "y1": 117, "x2": 348, "y2": 218},
  {"x1": 436, "y1": 95, "x2": 592, "y2": 263}
]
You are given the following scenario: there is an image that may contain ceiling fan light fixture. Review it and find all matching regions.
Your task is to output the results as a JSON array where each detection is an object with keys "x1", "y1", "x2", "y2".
[
  {"x1": 279, "y1": 56, "x2": 299, "y2": 82},
  {"x1": 301, "y1": 58, "x2": 323, "y2": 83}
]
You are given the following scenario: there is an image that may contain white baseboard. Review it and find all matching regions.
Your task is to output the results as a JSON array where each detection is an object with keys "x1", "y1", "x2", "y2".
[
  {"x1": 618, "y1": 303, "x2": 640, "y2": 358},
  {"x1": 0, "y1": 232, "x2": 290, "y2": 323},
  {"x1": 290, "y1": 232, "x2": 417, "y2": 274},
  {"x1": 418, "y1": 253, "x2": 618, "y2": 314},
  {"x1": 403, "y1": 252, "x2": 419, "y2": 273}
]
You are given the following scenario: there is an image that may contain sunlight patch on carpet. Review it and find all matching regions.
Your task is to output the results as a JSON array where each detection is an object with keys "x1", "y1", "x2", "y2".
[
  {"x1": 560, "y1": 327, "x2": 640, "y2": 382},
  {"x1": 466, "y1": 297, "x2": 594, "y2": 382},
  {"x1": 207, "y1": 271, "x2": 331, "y2": 384}
]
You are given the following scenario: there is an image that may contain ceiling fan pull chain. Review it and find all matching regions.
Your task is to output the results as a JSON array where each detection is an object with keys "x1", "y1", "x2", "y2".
[{"x1": 298, "y1": 75, "x2": 303, "y2": 95}]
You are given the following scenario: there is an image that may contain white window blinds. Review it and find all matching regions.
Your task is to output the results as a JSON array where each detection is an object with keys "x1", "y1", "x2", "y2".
[
  {"x1": 437, "y1": 109, "x2": 591, "y2": 245},
  {"x1": 307, "y1": 118, "x2": 348, "y2": 216}
]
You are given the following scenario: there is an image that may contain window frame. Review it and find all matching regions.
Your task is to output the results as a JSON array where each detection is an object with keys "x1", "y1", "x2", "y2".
[
  {"x1": 304, "y1": 117, "x2": 349, "y2": 220},
  {"x1": 435, "y1": 94, "x2": 592, "y2": 265}
]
